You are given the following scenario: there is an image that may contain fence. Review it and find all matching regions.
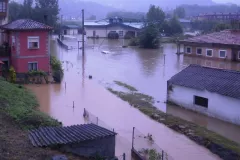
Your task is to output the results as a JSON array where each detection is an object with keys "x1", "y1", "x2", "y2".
[{"x1": 132, "y1": 127, "x2": 174, "y2": 160}]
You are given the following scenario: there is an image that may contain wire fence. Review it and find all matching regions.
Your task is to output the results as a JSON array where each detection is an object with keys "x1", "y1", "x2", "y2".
[{"x1": 132, "y1": 128, "x2": 174, "y2": 160}]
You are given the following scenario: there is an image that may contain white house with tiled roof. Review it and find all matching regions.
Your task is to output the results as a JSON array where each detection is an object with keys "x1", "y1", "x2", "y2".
[{"x1": 167, "y1": 64, "x2": 240, "y2": 125}]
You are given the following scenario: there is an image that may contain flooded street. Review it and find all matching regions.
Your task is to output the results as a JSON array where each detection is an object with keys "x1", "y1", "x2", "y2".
[{"x1": 26, "y1": 38, "x2": 240, "y2": 160}]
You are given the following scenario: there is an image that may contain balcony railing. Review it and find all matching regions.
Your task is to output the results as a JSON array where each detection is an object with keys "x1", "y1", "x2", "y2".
[{"x1": 0, "y1": 47, "x2": 11, "y2": 57}]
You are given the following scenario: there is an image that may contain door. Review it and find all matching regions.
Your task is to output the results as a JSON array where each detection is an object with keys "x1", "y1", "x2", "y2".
[
  {"x1": 232, "y1": 49, "x2": 237, "y2": 61},
  {"x1": 64, "y1": 30, "x2": 67, "y2": 35},
  {"x1": 93, "y1": 31, "x2": 96, "y2": 37}
]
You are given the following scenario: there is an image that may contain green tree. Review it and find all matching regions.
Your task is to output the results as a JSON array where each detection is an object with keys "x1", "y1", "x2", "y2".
[
  {"x1": 214, "y1": 23, "x2": 231, "y2": 32},
  {"x1": 22, "y1": 0, "x2": 34, "y2": 18},
  {"x1": 168, "y1": 16, "x2": 183, "y2": 35},
  {"x1": 8, "y1": 1, "x2": 23, "y2": 21},
  {"x1": 146, "y1": 5, "x2": 165, "y2": 24},
  {"x1": 174, "y1": 7, "x2": 185, "y2": 18},
  {"x1": 34, "y1": 0, "x2": 59, "y2": 27},
  {"x1": 139, "y1": 23, "x2": 159, "y2": 49}
]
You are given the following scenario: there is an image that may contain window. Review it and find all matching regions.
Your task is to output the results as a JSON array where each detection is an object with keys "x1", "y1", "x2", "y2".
[
  {"x1": 28, "y1": 37, "x2": 39, "y2": 49},
  {"x1": 28, "y1": 62, "x2": 38, "y2": 71},
  {"x1": 219, "y1": 50, "x2": 226, "y2": 58},
  {"x1": 0, "y1": 2, "x2": 6, "y2": 12},
  {"x1": 196, "y1": 48, "x2": 202, "y2": 55},
  {"x1": 185, "y1": 46, "x2": 192, "y2": 54},
  {"x1": 194, "y1": 96, "x2": 208, "y2": 108},
  {"x1": 238, "y1": 51, "x2": 240, "y2": 59},
  {"x1": 206, "y1": 49, "x2": 213, "y2": 57},
  {"x1": 118, "y1": 31, "x2": 123, "y2": 37}
]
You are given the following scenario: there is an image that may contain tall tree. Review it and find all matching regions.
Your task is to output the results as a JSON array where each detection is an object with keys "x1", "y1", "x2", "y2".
[
  {"x1": 174, "y1": 7, "x2": 185, "y2": 18},
  {"x1": 34, "y1": 0, "x2": 59, "y2": 27},
  {"x1": 146, "y1": 5, "x2": 165, "y2": 24},
  {"x1": 168, "y1": 16, "x2": 183, "y2": 35},
  {"x1": 139, "y1": 23, "x2": 159, "y2": 49},
  {"x1": 8, "y1": 1, "x2": 23, "y2": 21}
]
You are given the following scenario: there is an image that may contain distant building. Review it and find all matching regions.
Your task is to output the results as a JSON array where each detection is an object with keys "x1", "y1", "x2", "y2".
[
  {"x1": 84, "y1": 18, "x2": 143, "y2": 38},
  {"x1": 180, "y1": 30, "x2": 240, "y2": 62},
  {"x1": 167, "y1": 64, "x2": 240, "y2": 125},
  {"x1": 62, "y1": 25, "x2": 80, "y2": 35},
  {"x1": 196, "y1": 13, "x2": 240, "y2": 21},
  {"x1": 0, "y1": 19, "x2": 52, "y2": 76}
]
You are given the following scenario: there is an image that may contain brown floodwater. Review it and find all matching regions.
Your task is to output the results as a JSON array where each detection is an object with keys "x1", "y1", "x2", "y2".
[{"x1": 26, "y1": 38, "x2": 240, "y2": 160}]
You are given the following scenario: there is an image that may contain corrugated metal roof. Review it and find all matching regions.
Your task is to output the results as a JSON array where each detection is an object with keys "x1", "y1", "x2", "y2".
[
  {"x1": 84, "y1": 21, "x2": 143, "y2": 29},
  {"x1": 1, "y1": 19, "x2": 52, "y2": 30},
  {"x1": 28, "y1": 123, "x2": 116, "y2": 147},
  {"x1": 168, "y1": 64, "x2": 240, "y2": 99}
]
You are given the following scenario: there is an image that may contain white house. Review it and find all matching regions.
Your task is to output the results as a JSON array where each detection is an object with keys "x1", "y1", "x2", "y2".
[
  {"x1": 62, "y1": 25, "x2": 80, "y2": 35},
  {"x1": 167, "y1": 64, "x2": 240, "y2": 125},
  {"x1": 84, "y1": 18, "x2": 143, "y2": 38}
]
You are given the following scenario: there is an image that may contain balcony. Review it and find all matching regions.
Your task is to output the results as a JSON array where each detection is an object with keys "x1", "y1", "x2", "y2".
[{"x1": 0, "y1": 46, "x2": 11, "y2": 57}]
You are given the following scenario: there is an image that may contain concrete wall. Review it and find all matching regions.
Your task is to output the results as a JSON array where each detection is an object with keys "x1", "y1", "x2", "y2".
[
  {"x1": 184, "y1": 45, "x2": 233, "y2": 61},
  {"x1": 61, "y1": 136, "x2": 116, "y2": 158},
  {"x1": 167, "y1": 84, "x2": 240, "y2": 125},
  {"x1": 10, "y1": 30, "x2": 50, "y2": 73},
  {"x1": 85, "y1": 26, "x2": 137, "y2": 38}
]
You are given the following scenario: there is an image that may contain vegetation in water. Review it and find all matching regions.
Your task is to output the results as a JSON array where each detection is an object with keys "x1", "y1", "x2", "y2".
[
  {"x1": 107, "y1": 82, "x2": 240, "y2": 160},
  {"x1": 51, "y1": 55, "x2": 63, "y2": 83},
  {"x1": 114, "y1": 81, "x2": 138, "y2": 92},
  {"x1": 0, "y1": 78, "x2": 61, "y2": 129}
]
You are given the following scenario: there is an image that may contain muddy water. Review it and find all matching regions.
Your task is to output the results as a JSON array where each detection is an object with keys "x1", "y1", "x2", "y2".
[{"x1": 26, "y1": 38, "x2": 239, "y2": 160}]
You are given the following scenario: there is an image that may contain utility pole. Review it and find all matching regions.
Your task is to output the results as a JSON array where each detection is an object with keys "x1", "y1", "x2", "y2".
[
  {"x1": 82, "y1": 9, "x2": 85, "y2": 55},
  {"x1": 60, "y1": 15, "x2": 63, "y2": 40}
]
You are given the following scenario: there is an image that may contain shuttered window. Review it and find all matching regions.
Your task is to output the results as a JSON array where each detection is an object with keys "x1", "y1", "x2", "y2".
[{"x1": 28, "y1": 37, "x2": 40, "y2": 49}]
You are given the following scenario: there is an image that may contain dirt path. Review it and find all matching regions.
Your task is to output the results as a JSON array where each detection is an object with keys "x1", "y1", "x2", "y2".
[{"x1": 0, "y1": 112, "x2": 83, "y2": 160}]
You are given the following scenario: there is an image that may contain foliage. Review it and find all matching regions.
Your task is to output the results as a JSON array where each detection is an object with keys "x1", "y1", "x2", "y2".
[
  {"x1": 129, "y1": 38, "x2": 139, "y2": 46},
  {"x1": 168, "y1": 16, "x2": 183, "y2": 35},
  {"x1": 87, "y1": 15, "x2": 97, "y2": 20},
  {"x1": 28, "y1": 70, "x2": 47, "y2": 77},
  {"x1": 181, "y1": 4, "x2": 240, "y2": 17},
  {"x1": 114, "y1": 81, "x2": 138, "y2": 92},
  {"x1": 50, "y1": 55, "x2": 63, "y2": 83},
  {"x1": 146, "y1": 5, "x2": 165, "y2": 27},
  {"x1": 191, "y1": 20, "x2": 219, "y2": 33},
  {"x1": 139, "y1": 23, "x2": 160, "y2": 49},
  {"x1": 214, "y1": 23, "x2": 231, "y2": 32},
  {"x1": 107, "y1": 11, "x2": 145, "y2": 21},
  {"x1": 174, "y1": 6, "x2": 185, "y2": 18},
  {"x1": 9, "y1": 0, "x2": 59, "y2": 28},
  {"x1": 0, "y1": 79, "x2": 61, "y2": 129},
  {"x1": 9, "y1": 66, "x2": 16, "y2": 83}
]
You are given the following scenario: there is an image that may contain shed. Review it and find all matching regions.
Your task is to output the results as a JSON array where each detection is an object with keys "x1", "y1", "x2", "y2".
[
  {"x1": 29, "y1": 123, "x2": 117, "y2": 158},
  {"x1": 62, "y1": 25, "x2": 80, "y2": 35},
  {"x1": 167, "y1": 64, "x2": 240, "y2": 125}
]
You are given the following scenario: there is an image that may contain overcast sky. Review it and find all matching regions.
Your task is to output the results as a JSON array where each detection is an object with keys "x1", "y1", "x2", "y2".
[{"x1": 213, "y1": 0, "x2": 239, "y2": 3}]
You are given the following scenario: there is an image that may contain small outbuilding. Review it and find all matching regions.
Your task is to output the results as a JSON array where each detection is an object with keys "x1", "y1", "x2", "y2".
[
  {"x1": 29, "y1": 123, "x2": 117, "y2": 159},
  {"x1": 62, "y1": 25, "x2": 80, "y2": 35},
  {"x1": 167, "y1": 64, "x2": 240, "y2": 125}
]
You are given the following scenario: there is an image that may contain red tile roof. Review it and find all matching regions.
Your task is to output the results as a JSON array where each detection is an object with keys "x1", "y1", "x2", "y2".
[
  {"x1": 1, "y1": 19, "x2": 52, "y2": 31},
  {"x1": 181, "y1": 30, "x2": 240, "y2": 46}
]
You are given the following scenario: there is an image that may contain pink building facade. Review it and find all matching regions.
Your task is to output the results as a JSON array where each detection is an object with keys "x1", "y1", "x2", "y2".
[{"x1": 0, "y1": 19, "x2": 52, "y2": 76}]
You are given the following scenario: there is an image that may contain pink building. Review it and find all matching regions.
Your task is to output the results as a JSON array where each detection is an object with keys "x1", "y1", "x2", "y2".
[
  {"x1": 180, "y1": 30, "x2": 240, "y2": 62},
  {"x1": 0, "y1": 19, "x2": 52, "y2": 76}
]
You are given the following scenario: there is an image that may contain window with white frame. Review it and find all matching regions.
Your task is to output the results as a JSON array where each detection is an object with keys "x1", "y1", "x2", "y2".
[
  {"x1": 28, "y1": 62, "x2": 38, "y2": 71},
  {"x1": 185, "y1": 46, "x2": 192, "y2": 54},
  {"x1": 28, "y1": 37, "x2": 39, "y2": 49},
  {"x1": 196, "y1": 48, "x2": 202, "y2": 55},
  {"x1": 206, "y1": 49, "x2": 213, "y2": 57},
  {"x1": 118, "y1": 31, "x2": 123, "y2": 37},
  {"x1": 219, "y1": 50, "x2": 226, "y2": 58}
]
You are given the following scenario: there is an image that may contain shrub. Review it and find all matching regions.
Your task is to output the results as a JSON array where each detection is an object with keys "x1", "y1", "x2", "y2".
[
  {"x1": 50, "y1": 55, "x2": 63, "y2": 83},
  {"x1": 129, "y1": 38, "x2": 139, "y2": 46},
  {"x1": 9, "y1": 66, "x2": 16, "y2": 83}
]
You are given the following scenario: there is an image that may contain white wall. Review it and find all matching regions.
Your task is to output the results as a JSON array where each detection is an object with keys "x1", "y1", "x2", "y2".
[
  {"x1": 85, "y1": 26, "x2": 137, "y2": 38},
  {"x1": 66, "y1": 29, "x2": 78, "y2": 35},
  {"x1": 168, "y1": 85, "x2": 240, "y2": 125}
]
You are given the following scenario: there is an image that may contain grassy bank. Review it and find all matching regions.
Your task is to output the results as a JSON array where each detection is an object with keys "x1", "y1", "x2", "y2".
[
  {"x1": 0, "y1": 77, "x2": 60, "y2": 129},
  {"x1": 107, "y1": 81, "x2": 240, "y2": 160}
]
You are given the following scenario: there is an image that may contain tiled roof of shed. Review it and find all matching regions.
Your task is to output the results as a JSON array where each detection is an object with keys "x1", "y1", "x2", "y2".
[
  {"x1": 1, "y1": 19, "x2": 52, "y2": 30},
  {"x1": 28, "y1": 123, "x2": 116, "y2": 147},
  {"x1": 168, "y1": 64, "x2": 240, "y2": 99},
  {"x1": 180, "y1": 30, "x2": 240, "y2": 46}
]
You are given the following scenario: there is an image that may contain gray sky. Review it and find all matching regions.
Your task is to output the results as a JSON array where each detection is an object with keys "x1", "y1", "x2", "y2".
[{"x1": 213, "y1": 0, "x2": 239, "y2": 3}]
